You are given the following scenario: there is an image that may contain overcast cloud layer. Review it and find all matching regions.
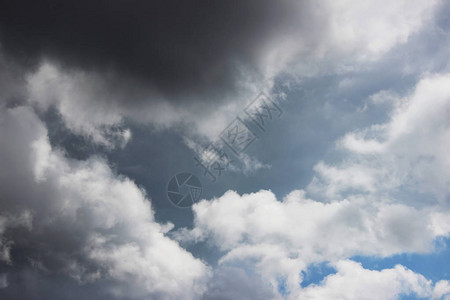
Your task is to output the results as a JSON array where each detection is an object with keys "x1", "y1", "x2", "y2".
[
  {"x1": 1, "y1": 0, "x2": 450, "y2": 299},
  {"x1": 1, "y1": 0, "x2": 440, "y2": 143}
]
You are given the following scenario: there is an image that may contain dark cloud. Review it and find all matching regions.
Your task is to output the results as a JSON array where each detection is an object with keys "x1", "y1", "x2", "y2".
[
  {"x1": 0, "y1": 50, "x2": 28, "y2": 107},
  {"x1": 0, "y1": 0, "x2": 298, "y2": 101},
  {"x1": 0, "y1": 268, "x2": 111, "y2": 300}
]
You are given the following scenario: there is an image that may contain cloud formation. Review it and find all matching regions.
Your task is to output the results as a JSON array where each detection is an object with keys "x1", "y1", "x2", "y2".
[
  {"x1": 176, "y1": 188, "x2": 448, "y2": 297},
  {"x1": 1, "y1": 0, "x2": 441, "y2": 145},
  {"x1": 1, "y1": 1, "x2": 450, "y2": 299},
  {"x1": 0, "y1": 0, "x2": 302, "y2": 102},
  {"x1": 0, "y1": 106, "x2": 208, "y2": 299},
  {"x1": 174, "y1": 72, "x2": 450, "y2": 298},
  {"x1": 309, "y1": 73, "x2": 450, "y2": 202}
]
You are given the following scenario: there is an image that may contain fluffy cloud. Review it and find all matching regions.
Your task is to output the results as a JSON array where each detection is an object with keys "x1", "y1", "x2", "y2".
[
  {"x1": 433, "y1": 280, "x2": 450, "y2": 300},
  {"x1": 309, "y1": 73, "x2": 450, "y2": 202},
  {"x1": 1, "y1": 1, "x2": 449, "y2": 299},
  {"x1": 322, "y1": 0, "x2": 438, "y2": 59},
  {"x1": 5, "y1": 58, "x2": 449, "y2": 300},
  {"x1": 27, "y1": 63, "x2": 133, "y2": 147},
  {"x1": 0, "y1": 106, "x2": 208, "y2": 299},
  {"x1": 300, "y1": 260, "x2": 433, "y2": 300},
  {"x1": 176, "y1": 188, "x2": 447, "y2": 297},
  {"x1": 174, "y1": 72, "x2": 450, "y2": 298}
]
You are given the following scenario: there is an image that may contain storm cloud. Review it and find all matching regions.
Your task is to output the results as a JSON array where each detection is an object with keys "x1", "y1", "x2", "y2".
[{"x1": 0, "y1": 0, "x2": 300, "y2": 101}]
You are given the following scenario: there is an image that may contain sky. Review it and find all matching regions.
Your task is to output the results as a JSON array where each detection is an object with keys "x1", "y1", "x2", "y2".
[{"x1": 1, "y1": 0, "x2": 450, "y2": 299}]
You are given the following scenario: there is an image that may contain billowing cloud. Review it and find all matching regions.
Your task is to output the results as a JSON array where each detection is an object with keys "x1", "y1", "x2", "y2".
[
  {"x1": 1, "y1": 1, "x2": 449, "y2": 299},
  {"x1": 0, "y1": 106, "x2": 209, "y2": 299},
  {"x1": 309, "y1": 73, "x2": 450, "y2": 202},
  {"x1": 174, "y1": 72, "x2": 450, "y2": 298},
  {"x1": 1, "y1": 0, "x2": 442, "y2": 145},
  {"x1": 300, "y1": 260, "x2": 433, "y2": 300},
  {"x1": 176, "y1": 188, "x2": 448, "y2": 297}
]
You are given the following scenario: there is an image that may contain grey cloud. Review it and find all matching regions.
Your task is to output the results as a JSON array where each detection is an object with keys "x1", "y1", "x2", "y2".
[
  {"x1": 0, "y1": 0, "x2": 300, "y2": 102},
  {"x1": 201, "y1": 267, "x2": 275, "y2": 300}
]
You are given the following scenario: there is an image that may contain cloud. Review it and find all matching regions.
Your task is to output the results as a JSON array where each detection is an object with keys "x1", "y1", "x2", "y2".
[
  {"x1": 0, "y1": 105, "x2": 209, "y2": 299},
  {"x1": 309, "y1": 73, "x2": 450, "y2": 202},
  {"x1": 282, "y1": 0, "x2": 441, "y2": 76},
  {"x1": 324, "y1": 0, "x2": 437, "y2": 58},
  {"x1": 433, "y1": 280, "x2": 450, "y2": 300},
  {"x1": 0, "y1": 273, "x2": 7, "y2": 289},
  {"x1": 174, "y1": 188, "x2": 448, "y2": 296},
  {"x1": 173, "y1": 72, "x2": 450, "y2": 298},
  {"x1": 0, "y1": 211, "x2": 32, "y2": 264},
  {"x1": 0, "y1": 0, "x2": 298, "y2": 99},
  {"x1": 200, "y1": 266, "x2": 276, "y2": 300},
  {"x1": 300, "y1": 260, "x2": 433, "y2": 300},
  {"x1": 1, "y1": 1, "x2": 449, "y2": 299},
  {"x1": 1, "y1": 0, "x2": 442, "y2": 146},
  {"x1": 26, "y1": 63, "x2": 133, "y2": 147}
]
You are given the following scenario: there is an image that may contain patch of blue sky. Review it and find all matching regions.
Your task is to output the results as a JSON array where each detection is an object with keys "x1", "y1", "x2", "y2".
[
  {"x1": 277, "y1": 276, "x2": 289, "y2": 296},
  {"x1": 300, "y1": 261, "x2": 337, "y2": 288},
  {"x1": 351, "y1": 236, "x2": 450, "y2": 283}
]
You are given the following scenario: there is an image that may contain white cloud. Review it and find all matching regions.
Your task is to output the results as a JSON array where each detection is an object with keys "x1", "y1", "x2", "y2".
[
  {"x1": 309, "y1": 73, "x2": 450, "y2": 202},
  {"x1": 174, "y1": 188, "x2": 447, "y2": 297},
  {"x1": 23, "y1": 63, "x2": 447, "y2": 298},
  {"x1": 25, "y1": 61, "x2": 267, "y2": 146},
  {"x1": 433, "y1": 280, "x2": 450, "y2": 300},
  {"x1": 0, "y1": 106, "x2": 209, "y2": 299},
  {"x1": 300, "y1": 260, "x2": 432, "y2": 300},
  {"x1": 283, "y1": 0, "x2": 441, "y2": 76},
  {"x1": 27, "y1": 63, "x2": 132, "y2": 148},
  {"x1": 323, "y1": 0, "x2": 438, "y2": 59},
  {"x1": 174, "y1": 72, "x2": 450, "y2": 298}
]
